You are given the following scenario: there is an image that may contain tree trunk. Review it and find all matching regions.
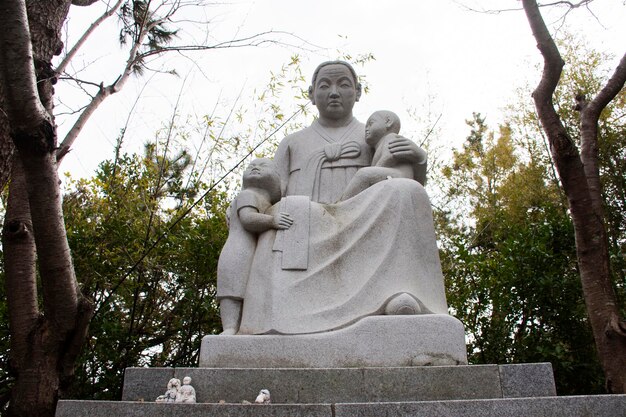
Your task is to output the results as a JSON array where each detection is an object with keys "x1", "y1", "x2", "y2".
[
  {"x1": 521, "y1": 0, "x2": 626, "y2": 393},
  {"x1": 0, "y1": 1, "x2": 94, "y2": 415},
  {"x1": 0, "y1": 83, "x2": 14, "y2": 192},
  {"x1": 3, "y1": 132, "x2": 94, "y2": 417}
]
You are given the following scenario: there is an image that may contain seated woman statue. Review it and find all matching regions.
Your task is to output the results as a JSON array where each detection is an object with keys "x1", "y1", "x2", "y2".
[{"x1": 230, "y1": 60, "x2": 448, "y2": 335}]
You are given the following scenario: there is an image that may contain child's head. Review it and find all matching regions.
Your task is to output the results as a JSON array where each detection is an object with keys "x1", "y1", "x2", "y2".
[
  {"x1": 242, "y1": 158, "x2": 282, "y2": 203},
  {"x1": 365, "y1": 110, "x2": 401, "y2": 146}
]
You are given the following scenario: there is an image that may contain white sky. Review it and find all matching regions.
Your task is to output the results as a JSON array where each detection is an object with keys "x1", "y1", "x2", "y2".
[{"x1": 56, "y1": 0, "x2": 626, "y2": 181}]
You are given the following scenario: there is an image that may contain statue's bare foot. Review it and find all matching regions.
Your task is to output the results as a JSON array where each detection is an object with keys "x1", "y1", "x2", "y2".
[
  {"x1": 384, "y1": 293, "x2": 422, "y2": 315},
  {"x1": 220, "y1": 328, "x2": 238, "y2": 335}
]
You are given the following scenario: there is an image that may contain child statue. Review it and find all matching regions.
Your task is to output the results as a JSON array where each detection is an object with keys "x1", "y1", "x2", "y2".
[
  {"x1": 155, "y1": 378, "x2": 180, "y2": 403},
  {"x1": 175, "y1": 376, "x2": 196, "y2": 403},
  {"x1": 216, "y1": 158, "x2": 293, "y2": 335},
  {"x1": 341, "y1": 110, "x2": 415, "y2": 200}
]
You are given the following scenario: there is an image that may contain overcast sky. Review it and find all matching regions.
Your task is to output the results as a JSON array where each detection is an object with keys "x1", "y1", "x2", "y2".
[{"x1": 56, "y1": 0, "x2": 626, "y2": 180}]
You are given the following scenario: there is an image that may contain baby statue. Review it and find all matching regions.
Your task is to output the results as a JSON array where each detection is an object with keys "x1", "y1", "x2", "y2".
[
  {"x1": 155, "y1": 378, "x2": 180, "y2": 403},
  {"x1": 341, "y1": 110, "x2": 415, "y2": 200},
  {"x1": 175, "y1": 376, "x2": 196, "y2": 403}
]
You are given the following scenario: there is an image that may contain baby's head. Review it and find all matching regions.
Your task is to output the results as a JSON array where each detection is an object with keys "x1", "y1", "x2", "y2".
[
  {"x1": 365, "y1": 110, "x2": 401, "y2": 146},
  {"x1": 167, "y1": 378, "x2": 181, "y2": 389},
  {"x1": 242, "y1": 158, "x2": 282, "y2": 203}
]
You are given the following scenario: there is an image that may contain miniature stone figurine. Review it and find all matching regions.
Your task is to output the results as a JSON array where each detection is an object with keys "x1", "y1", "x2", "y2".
[
  {"x1": 175, "y1": 376, "x2": 196, "y2": 403},
  {"x1": 254, "y1": 389, "x2": 271, "y2": 404},
  {"x1": 155, "y1": 378, "x2": 180, "y2": 403},
  {"x1": 218, "y1": 60, "x2": 447, "y2": 335},
  {"x1": 341, "y1": 110, "x2": 415, "y2": 200},
  {"x1": 216, "y1": 158, "x2": 293, "y2": 335}
]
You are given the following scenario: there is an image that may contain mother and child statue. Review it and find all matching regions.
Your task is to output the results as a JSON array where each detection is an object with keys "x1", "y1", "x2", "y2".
[{"x1": 216, "y1": 60, "x2": 449, "y2": 336}]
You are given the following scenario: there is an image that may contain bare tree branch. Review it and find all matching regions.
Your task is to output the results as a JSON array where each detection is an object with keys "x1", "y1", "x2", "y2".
[
  {"x1": 57, "y1": 4, "x2": 150, "y2": 160},
  {"x1": 455, "y1": 0, "x2": 595, "y2": 14},
  {"x1": 57, "y1": 0, "x2": 124, "y2": 75},
  {"x1": 72, "y1": 0, "x2": 100, "y2": 5},
  {"x1": 586, "y1": 52, "x2": 626, "y2": 118},
  {"x1": 59, "y1": 75, "x2": 105, "y2": 89},
  {"x1": 521, "y1": 0, "x2": 626, "y2": 394},
  {"x1": 579, "y1": 51, "x2": 626, "y2": 221},
  {"x1": 58, "y1": 5, "x2": 311, "y2": 160}
]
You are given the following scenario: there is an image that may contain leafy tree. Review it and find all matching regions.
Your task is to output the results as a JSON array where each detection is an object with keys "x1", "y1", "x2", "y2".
[
  {"x1": 61, "y1": 142, "x2": 228, "y2": 400},
  {"x1": 439, "y1": 113, "x2": 603, "y2": 394}
]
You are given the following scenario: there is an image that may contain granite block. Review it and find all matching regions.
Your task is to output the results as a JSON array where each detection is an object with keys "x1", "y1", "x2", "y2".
[
  {"x1": 200, "y1": 315, "x2": 467, "y2": 368},
  {"x1": 122, "y1": 364, "x2": 555, "y2": 404},
  {"x1": 57, "y1": 395, "x2": 626, "y2": 417},
  {"x1": 334, "y1": 395, "x2": 626, "y2": 417},
  {"x1": 56, "y1": 401, "x2": 331, "y2": 417},
  {"x1": 499, "y1": 363, "x2": 556, "y2": 398}
]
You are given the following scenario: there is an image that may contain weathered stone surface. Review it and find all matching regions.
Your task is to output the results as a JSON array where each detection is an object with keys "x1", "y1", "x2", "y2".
[
  {"x1": 57, "y1": 395, "x2": 626, "y2": 417},
  {"x1": 200, "y1": 315, "x2": 467, "y2": 368},
  {"x1": 122, "y1": 363, "x2": 556, "y2": 404},
  {"x1": 499, "y1": 363, "x2": 556, "y2": 398},
  {"x1": 56, "y1": 401, "x2": 331, "y2": 417},
  {"x1": 335, "y1": 395, "x2": 626, "y2": 417}
]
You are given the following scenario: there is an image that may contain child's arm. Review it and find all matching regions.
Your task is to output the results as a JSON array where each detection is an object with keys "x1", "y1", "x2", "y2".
[
  {"x1": 238, "y1": 207, "x2": 293, "y2": 233},
  {"x1": 387, "y1": 136, "x2": 427, "y2": 185}
]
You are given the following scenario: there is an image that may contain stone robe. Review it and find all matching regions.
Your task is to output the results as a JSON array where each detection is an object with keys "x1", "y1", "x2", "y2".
[{"x1": 275, "y1": 118, "x2": 372, "y2": 204}]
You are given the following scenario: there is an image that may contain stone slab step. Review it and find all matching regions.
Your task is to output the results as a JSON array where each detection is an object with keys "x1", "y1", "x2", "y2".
[
  {"x1": 122, "y1": 363, "x2": 555, "y2": 404},
  {"x1": 56, "y1": 395, "x2": 626, "y2": 417},
  {"x1": 336, "y1": 395, "x2": 626, "y2": 417},
  {"x1": 57, "y1": 401, "x2": 330, "y2": 417}
]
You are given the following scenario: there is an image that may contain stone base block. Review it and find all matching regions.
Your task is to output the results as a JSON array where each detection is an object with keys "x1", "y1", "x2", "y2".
[
  {"x1": 56, "y1": 401, "x2": 331, "y2": 417},
  {"x1": 336, "y1": 395, "x2": 626, "y2": 417},
  {"x1": 121, "y1": 363, "x2": 556, "y2": 404},
  {"x1": 200, "y1": 315, "x2": 467, "y2": 368},
  {"x1": 57, "y1": 395, "x2": 626, "y2": 417}
]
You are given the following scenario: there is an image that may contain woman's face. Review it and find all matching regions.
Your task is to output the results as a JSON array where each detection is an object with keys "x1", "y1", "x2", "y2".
[{"x1": 310, "y1": 64, "x2": 359, "y2": 121}]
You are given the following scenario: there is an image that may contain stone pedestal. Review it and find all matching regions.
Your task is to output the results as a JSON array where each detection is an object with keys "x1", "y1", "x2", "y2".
[
  {"x1": 120, "y1": 363, "x2": 556, "y2": 404},
  {"x1": 200, "y1": 315, "x2": 468, "y2": 368},
  {"x1": 56, "y1": 395, "x2": 626, "y2": 417},
  {"x1": 56, "y1": 363, "x2": 626, "y2": 417},
  {"x1": 55, "y1": 317, "x2": 626, "y2": 417}
]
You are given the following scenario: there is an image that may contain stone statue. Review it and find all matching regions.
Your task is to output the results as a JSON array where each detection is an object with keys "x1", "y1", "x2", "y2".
[
  {"x1": 341, "y1": 110, "x2": 416, "y2": 200},
  {"x1": 254, "y1": 389, "x2": 271, "y2": 404},
  {"x1": 216, "y1": 158, "x2": 293, "y2": 335},
  {"x1": 218, "y1": 60, "x2": 447, "y2": 335},
  {"x1": 155, "y1": 378, "x2": 180, "y2": 403},
  {"x1": 175, "y1": 376, "x2": 196, "y2": 403}
]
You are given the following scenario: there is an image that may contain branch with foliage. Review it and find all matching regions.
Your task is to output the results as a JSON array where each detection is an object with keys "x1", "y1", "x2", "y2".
[{"x1": 56, "y1": 0, "x2": 309, "y2": 161}]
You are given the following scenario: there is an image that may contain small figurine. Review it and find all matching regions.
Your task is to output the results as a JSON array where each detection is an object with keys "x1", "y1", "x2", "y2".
[
  {"x1": 155, "y1": 378, "x2": 181, "y2": 403},
  {"x1": 175, "y1": 376, "x2": 196, "y2": 404},
  {"x1": 254, "y1": 389, "x2": 271, "y2": 404}
]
